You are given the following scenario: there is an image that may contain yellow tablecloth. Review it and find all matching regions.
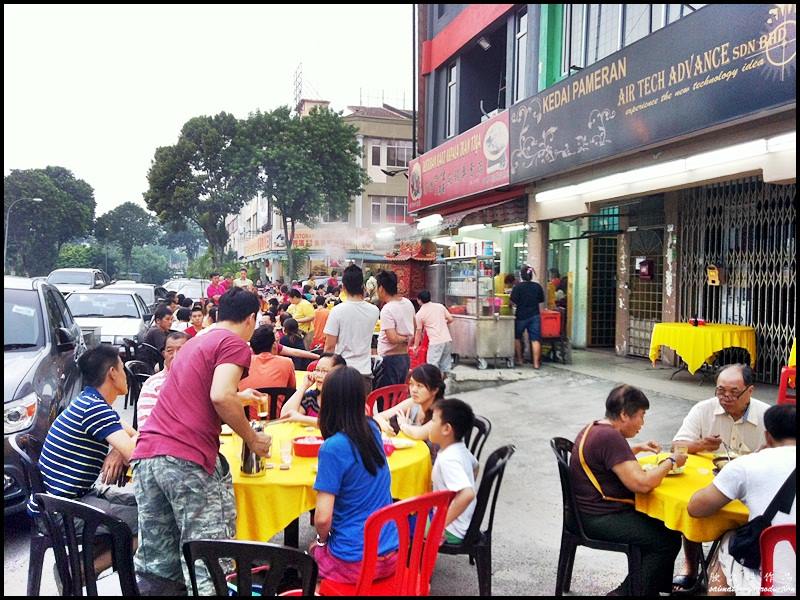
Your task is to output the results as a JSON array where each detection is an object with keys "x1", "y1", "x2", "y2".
[
  {"x1": 789, "y1": 339, "x2": 796, "y2": 368},
  {"x1": 649, "y1": 323, "x2": 757, "y2": 375},
  {"x1": 295, "y1": 371, "x2": 308, "y2": 389},
  {"x1": 220, "y1": 421, "x2": 432, "y2": 542},
  {"x1": 635, "y1": 454, "x2": 748, "y2": 542}
]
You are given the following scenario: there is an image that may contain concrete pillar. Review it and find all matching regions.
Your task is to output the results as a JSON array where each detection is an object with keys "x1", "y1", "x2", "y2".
[
  {"x1": 615, "y1": 214, "x2": 630, "y2": 357},
  {"x1": 526, "y1": 195, "x2": 548, "y2": 281},
  {"x1": 660, "y1": 191, "x2": 681, "y2": 366}
]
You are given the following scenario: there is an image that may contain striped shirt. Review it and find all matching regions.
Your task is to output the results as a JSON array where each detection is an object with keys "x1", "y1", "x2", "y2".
[
  {"x1": 137, "y1": 369, "x2": 168, "y2": 430},
  {"x1": 28, "y1": 387, "x2": 122, "y2": 514}
]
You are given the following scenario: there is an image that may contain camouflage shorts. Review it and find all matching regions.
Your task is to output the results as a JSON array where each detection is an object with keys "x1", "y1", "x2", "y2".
[{"x1": 132, "y1": 454, "x2": 236, "y2": 595}]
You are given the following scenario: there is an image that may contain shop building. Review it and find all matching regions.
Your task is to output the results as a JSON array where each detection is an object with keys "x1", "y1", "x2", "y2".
[{"x1": 412, "y1": 4, "x2": 795, "y2": 383}]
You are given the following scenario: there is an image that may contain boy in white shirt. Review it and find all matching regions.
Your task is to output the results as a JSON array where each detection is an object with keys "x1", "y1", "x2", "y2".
[{"x1": 429, "y1": 398, "x2": 479, "y2": 544}]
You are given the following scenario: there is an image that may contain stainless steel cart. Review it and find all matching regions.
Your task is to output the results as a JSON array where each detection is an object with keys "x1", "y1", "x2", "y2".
[{"x1": 444, "y1": 256, "x2": 515, "y2": 369}]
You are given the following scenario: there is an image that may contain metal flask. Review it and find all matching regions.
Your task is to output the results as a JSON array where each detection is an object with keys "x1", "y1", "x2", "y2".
[{"x1": 240, "y1": 421, "x2": 266, "y2": 477}]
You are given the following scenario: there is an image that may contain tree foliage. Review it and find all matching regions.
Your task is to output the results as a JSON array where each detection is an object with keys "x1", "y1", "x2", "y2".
[
  {"x1": 95, "y1": 202, "x2": 159, "y2": 272},
  {"x1": 56, "y1": 241, "x2": 122, "y2": 276},
  {"x1": 160, "y1": 220, "x2": 205, "y2": 261},
  {"x1": 4, "y1": 167, "x2": 96, "y2": 276},
  {"x1": 245, "y1": 106, "x2": 369, "y2": 278},
  {"x1": 144, "y1": 112, "x2": 255, "y2": 268}
]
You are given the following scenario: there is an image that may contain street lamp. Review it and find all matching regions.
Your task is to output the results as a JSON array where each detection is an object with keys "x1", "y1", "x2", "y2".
[{"x1": 4, "y1": 197, "x2": 43, "y2": 274}]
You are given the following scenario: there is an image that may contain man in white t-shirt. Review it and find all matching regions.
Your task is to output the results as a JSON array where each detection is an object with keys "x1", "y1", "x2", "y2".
[
  {"x1": 672, "y1": 363, "x2": 771, "y2": 591},
  {"x1": 324, "y1": 264, "x2": 379, "y2": 396},
  {"x1": 429, "y1": 398, "x2": 479, "y2": 544},
  {"x1": 375, "y1": 270, "x2": 416, "y2": 389},
  {"x1": 688, "y1": 404, "x2": 796, "y2": 596}
]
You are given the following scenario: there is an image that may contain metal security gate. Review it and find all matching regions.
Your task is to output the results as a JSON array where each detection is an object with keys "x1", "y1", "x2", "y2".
[
  {"x1": 588, "y1": 237, "x2": 617, "y2": 346},
  {"x1": 678, "y1": 177, "x2": 796, "y2": 384},
  {"x1": 627, "y1": 229, "x2": 665, "y2": 357}
]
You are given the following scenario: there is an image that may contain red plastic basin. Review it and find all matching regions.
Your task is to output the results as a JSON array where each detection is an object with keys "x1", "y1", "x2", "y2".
[{"x1": 292, "y1": 436, "x2": 324, "y2": 458}]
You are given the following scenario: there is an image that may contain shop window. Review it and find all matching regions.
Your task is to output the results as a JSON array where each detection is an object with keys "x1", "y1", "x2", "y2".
[
  {"x1": 385, "y1": 197, "x2": 409, "y2": 224},
  {"x1": 513, "y1": 7, "x2": 528, "y2": 103},
  {"x1": 386, "y1": 140, "x2": 412, "y2": 167},
  {"x1": 563, "y1": 4, "x2": 705, "y2": 75},
  {"x1": 371, "y1": 198, "x2": 382, "y2": 224},
  {"x1": 446, "y1": 63, "x2": 458, "y2": 139}
]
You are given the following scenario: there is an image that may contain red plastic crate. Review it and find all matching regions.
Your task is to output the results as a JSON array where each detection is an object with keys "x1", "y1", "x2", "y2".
[{"x1": 541, "y1": 310, "x2": 561, "y2": 338}]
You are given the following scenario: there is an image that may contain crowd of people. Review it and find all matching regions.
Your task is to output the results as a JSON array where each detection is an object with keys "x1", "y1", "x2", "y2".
[
  {"x1": 31, "y1": 263, "x2": 481, "y2": 595},
  {"x1": 26, "y1": 260, "x2": 795, "y2": 596}
]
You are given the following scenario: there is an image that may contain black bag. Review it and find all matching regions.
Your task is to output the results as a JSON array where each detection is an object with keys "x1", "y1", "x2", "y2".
[{"x1": 728, "y1": 469, "x2": 795, "y2": 569}]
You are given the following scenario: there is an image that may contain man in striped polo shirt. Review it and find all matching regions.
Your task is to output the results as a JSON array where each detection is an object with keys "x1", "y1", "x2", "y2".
[{"x1": 32, "y1": 343, "x2": 139, "y2": 576}]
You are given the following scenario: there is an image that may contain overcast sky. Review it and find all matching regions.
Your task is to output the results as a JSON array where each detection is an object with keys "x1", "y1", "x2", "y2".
[{"x1": 4, "y1": 4, "x2": 414, "y2": 217}]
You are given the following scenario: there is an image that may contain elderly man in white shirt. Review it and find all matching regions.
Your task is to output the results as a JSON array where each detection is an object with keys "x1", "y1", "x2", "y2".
[{"x1": 671, "y1": 363, "x2": 771, "y2": 593}]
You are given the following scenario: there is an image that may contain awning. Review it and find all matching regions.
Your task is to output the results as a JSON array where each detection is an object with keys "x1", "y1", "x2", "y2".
[{"x1": 419, "y1": 194, "x2": 528, "y2": 236}]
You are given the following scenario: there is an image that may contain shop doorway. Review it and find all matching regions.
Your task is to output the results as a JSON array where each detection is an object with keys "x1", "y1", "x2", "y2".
[
  {"x1": 678, "y1": 177, "x2": 796, "y2": 384},
  {"x1": 627, "y1": 228, "x2": 664, "y2": 357},
  {"x1": 588, "y1": 237, "x2": 617, "y2": 347}
]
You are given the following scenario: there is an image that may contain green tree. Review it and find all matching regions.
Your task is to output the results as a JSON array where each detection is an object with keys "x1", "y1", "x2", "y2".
[
  {"x1": 4, "y1": 168, "x2": 96, "y2": 276},
  {"x1": 144, "y1": 112, "x2": 255, "y2": 268},
  {"x1": 245, "y1": 106, "x2": 369, "y2": 278},
  {"x1": 95, "y1": 202, "x2": 159, "y2": 273},
  {"x1": 130, "y1": 245, "x2": 171, "y2": 285},
  {"x1": 160, "y1": 220, "x2": 205, "y2": 261}
]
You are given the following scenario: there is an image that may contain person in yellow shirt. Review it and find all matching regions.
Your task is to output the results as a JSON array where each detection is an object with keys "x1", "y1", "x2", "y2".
[{"x1": 287, "y1": 289, "x2": 315, "y2": 348}]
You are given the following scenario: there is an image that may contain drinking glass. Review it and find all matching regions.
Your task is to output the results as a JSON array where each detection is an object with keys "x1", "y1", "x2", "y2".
[{"x1": 280, "y1": 442, "x2": 293, "y2": 466}]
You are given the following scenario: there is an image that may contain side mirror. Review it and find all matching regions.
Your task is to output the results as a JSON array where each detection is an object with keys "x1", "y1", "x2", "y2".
[
  {"x1": 56, "y1": 327, "x2": 77, "y2": 352},
  {"x1": 143, "y1": 314, "x2": 152, "y2": 323}
]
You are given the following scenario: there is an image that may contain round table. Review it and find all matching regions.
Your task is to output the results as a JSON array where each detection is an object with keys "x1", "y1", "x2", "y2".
[
  {"x1": 635, "y1": 453, "x2": 749, "y2": 542},
  {"x1": 219, "y1": 421, "x2": 432, "y2": 542}
]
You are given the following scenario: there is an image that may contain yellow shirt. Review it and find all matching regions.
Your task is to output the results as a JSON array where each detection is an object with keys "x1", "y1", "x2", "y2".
[{"x1": 288, "y1": 299, "x2": 315, "y2": 333}]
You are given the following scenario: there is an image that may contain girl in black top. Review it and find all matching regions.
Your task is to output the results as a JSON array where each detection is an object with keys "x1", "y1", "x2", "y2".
[{"x1": 279, "y1": 318, "x2": 310, "y2": 370}]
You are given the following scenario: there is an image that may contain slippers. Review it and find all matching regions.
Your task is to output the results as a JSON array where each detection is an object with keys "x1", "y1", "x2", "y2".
[{"x1": 672, "y1": 574, "x2": 697, "y2": 593}]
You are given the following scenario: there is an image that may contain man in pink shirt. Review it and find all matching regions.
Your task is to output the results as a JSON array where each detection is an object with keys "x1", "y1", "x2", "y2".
[
  {"x1": 137, "y1": 331, "x2": 190, "y2": 430},
  {"x1": 206, "y1": 272, "x2": 227, "y2": 304},
  {"x1": 413, "y1": 289, "x2": 454, "y2": 375},
  {"x1": 132, "y1": 287, "x2": 271, "y2": 595}
]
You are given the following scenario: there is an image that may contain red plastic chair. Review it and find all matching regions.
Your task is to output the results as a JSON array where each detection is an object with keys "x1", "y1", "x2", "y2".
[
  {"x1": 760, "y1": 524, "x2": 796, "y2": 596},
  {"x1": 366, "y1": 384, "x2": 409, "y2": 416},
  {"x1": 318, "y1": 490, "x2": 455, "y2": 596},
  {"x1": 777, "y1": 367, "x2": 796, "y2": 405}
]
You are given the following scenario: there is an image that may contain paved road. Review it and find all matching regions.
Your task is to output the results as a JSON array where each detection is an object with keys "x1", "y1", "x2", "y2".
[{"x1": 4, "y1": 365, "x2": 709, "y2": 596}]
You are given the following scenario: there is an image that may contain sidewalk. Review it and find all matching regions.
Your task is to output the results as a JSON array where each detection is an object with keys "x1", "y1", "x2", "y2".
[{"x1": 449, "y1": 348, "x2": 780, "y2": 405}]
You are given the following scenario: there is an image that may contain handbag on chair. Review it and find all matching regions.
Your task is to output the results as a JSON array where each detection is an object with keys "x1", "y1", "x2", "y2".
[{"x1": 728, "y1": 469, "x2": 795, "y2": 569}]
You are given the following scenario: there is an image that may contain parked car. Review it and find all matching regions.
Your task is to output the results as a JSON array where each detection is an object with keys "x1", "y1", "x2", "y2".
[
  {"x1": 46, "y1": 268, "x2": 110, "y2": 295},
  {"x1": 104, "y1": 282, "x2": 167, "y2": 312},
  {"x1": 162, "y1": 278, "x2": 211, "y2": 303},
  {"x1": 4, "y1": 276, "x2": 86, "y2": 515},
  {"x1": 65, "y1": 289, "x2": 151, "y2": 353}
]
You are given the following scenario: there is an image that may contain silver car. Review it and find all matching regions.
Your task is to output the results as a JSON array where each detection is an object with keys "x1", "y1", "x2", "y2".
[
  {"x1": 65, "y1": 289, "x2": 151, "y2": 352},
  {"x1": 46, "y1": 268, "x2": 110, "y2": 295},
  {"x1": 162, "y1": 278, "x2": 211, "y2": 303},
  {"x1": 104, "y1": 282, "x2": 167, "y2": 312}
]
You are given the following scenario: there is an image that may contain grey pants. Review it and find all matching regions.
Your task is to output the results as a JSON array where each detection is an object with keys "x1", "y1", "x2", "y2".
[{"x1": 132, "y1": 454, "x2": 236, "y2": 596}]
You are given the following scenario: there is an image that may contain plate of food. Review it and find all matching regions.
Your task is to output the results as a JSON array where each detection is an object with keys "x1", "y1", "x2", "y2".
[
  {"x1": 387, "y1": 437, "x2": 416, "y2": 450},
  {"x1": 221, "y1": 424, "x2": 233, "y2": 435}
]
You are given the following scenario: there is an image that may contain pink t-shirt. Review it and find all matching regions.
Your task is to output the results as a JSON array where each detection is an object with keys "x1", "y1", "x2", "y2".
[
  {"x1": 415, "y1": 302, "x2": 453, "y2": 345},
  {"x1": 132, "y1": 328, "x2": 253, "y2": 474},
  {"x1": 378, "y1": 297, "x2": 416, "y2": 356},
  {"x1": 207, "y1": 282, "x2": 227, "y2": 301}
]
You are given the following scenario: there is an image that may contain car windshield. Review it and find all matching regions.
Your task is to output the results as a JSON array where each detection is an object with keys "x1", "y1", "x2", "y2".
[
  {"x1": 4, "y1": 289, "x2": 45, "y2": 349},
  {"x1": 66, "y1": 293, "x2": 139, "y2": 318},
  {"x1": 48, "y1": 271, "x2": 94, "y2": 285},
  {"x1": 109, "y1": 285, "x2": 154, "y2": 304}
]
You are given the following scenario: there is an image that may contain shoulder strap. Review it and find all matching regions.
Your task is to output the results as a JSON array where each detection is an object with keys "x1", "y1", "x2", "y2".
[
  {"x1": 762, "y1": 469, "x2": 796, "y2": 523},
  {"x1": 578, "y1": 422, "x2": 635, "y2": 506}
]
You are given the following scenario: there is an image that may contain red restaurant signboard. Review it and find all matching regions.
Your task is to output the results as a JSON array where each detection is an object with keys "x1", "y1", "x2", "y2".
[{"x1": 408, "y1": 110, "x2": 510, "y2": 213}]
